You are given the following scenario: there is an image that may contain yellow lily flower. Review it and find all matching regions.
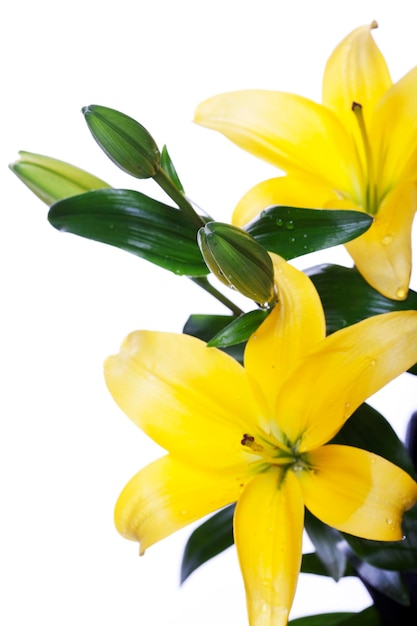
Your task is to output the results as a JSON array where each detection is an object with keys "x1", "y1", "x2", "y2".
[
  {"x1": 105, "y1": 254, "x2": 417, "y2": 626},
  {"x1": 194, "y1": 22, "x2": 417, "y2": 301}
]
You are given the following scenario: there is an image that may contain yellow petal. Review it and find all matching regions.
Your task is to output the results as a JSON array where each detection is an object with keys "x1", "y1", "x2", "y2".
[
  {"x1": 234, "y1": 469, "x2": 304, "y2": 626},
  {"x1": 115, "y1": 454, "x2": 249, "y2": 553},
  {"x1": 299, "y1": 445, "x2": 417, "y2": 540},
  {"x1": 274, "y1": 311, "x2": 417, "y2": 452},
  {"x1": 371, "y1": 66, "x2": 417, "y2": 190},
  {"x1": 232, "y1": 175, "x2": 337, "y2": 227},
  {"x1": 323, "y1": 22, "x2": 391, "y2": 138},
  {"x1": 244, "y1": 255, "x2": 325, "y2": 419},
  {"x1": 345, "y1": 181, "x2": 417, "y2": 300},
  {"x1": 195, "y1": 90, "x2": 359, "y2": 195},
  {"x1": 104, "y1": 331, "x2": 260, "y2": 469}
]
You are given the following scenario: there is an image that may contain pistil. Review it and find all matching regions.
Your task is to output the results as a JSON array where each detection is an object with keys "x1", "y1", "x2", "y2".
[{"x1": 351, "y1": 102, "x2": 379, "y2": 215}]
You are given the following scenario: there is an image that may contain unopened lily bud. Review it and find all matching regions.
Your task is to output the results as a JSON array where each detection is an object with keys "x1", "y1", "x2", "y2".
[
  {"x1": 82, "y1": 105, "x2": 160, "y2": 178},
  {"x1": 198, "y1": 221, "x2": 276, "y2": 305},
  {"x1": 9, "y1": 151, "x2": 110, "y2": 206}
]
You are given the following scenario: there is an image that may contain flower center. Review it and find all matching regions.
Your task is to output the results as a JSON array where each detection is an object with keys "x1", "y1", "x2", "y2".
[
  {"x1": 240, "y1": 431, "x2": 306, "y2": 473},
  {"x1": 351, "y1": 102, "x2": 379, "y2": 215}
]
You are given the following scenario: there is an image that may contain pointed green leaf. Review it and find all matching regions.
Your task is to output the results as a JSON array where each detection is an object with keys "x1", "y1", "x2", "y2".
[
  {"x1": 246, "y1": 207, "x2": 372, "y2": 259},
  {"x1": 307, "y1": 264, "x2": 417, "y2": 333},
  {"x1": 207, "y1": 309, "x2": 269, "y2": 347},
  {"x1": 9, "y1": 151, "x2": 110, "y2": 205},
  {"x1": 183, "y1": 314, "x2": 245, "y2": 363},
  {"x1": 180, "y1": 504, "x2": 235, "y2": 584},
  {"x1": 48, "y1": 189, "x2": 208, "y2": 276},
  {"x1": 161, "y1": 145, "x2": 184, "y2": 192},
  {"x1": 348, "y1": 550, "x2": 410, "y2": 606},
  {"x1": 289, "y1": 607, "x2": 381, "y2": 626},
  {"x1": 82, "y1": 105, "x2": 160, "y2": 178},
  {"x1": 304, "y1": 510, "x2": 347, "y2": 581},
  {"x1": 300, "y1": 553, "x2": 355, "y2": 578}
]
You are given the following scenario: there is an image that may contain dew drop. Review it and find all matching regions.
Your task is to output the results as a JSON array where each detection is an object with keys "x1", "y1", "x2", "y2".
[
  {"x1": 289, "y1": 237, "x2": 296, "y2": 243},
  {"x1": 285, "y1": 220, "x2": 295, "y2": 230},
  {"x1": 396, "y1": 287, "x2": 406, "y2": 299},
  {"x1": 303, "y1": 233, "x2": 308, "y2": 238},
  {"x1": 386, "y1": 518, "x2": 393, "y2": 527},
  {"x1": 370, "y1": 359, "x2": 376, "y2": 366},
  {"x1": 381, "y1": 234, "x2": 393, "y2": 246},
  {"x1": 276, "y1": 218, "x2": 283, "y2": 227}
]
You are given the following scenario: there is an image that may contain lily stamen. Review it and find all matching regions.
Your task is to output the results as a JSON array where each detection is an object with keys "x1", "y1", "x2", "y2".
[{"x1": 241, "y1": 433, "x2": 264, "y2": 452}]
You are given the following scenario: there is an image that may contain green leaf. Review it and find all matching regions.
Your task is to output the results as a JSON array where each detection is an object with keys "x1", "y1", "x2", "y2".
[
  {"x1": 331, "y1": 403, "x2": 415, "y2": 477},
  {"x1": 348, "y1": 552, "x2": 410, "y2": 606},
  {"x1": 181, "y1": 504, "x2": 235, "y2": 584},
  {"x1": 48, "y1": 188, "x2": 208, "y2": 276},
  {"x1": 183, "y1": 314, "x2": 245, "y2": 363},
  {"x1": 289, "y1": 606, "x2": 381, "y2": 626},
  {"x1": 9, "y1": 150, "x2": 110, "y2": 206},
  {"x1": 307, "y1": 264, "x2": 417, "y2": 333},
  {"x1": 82, "y1": 105, "x2": 160, "y2": 178},
  {"x1": 304, "y1": 510, "x2": 347, "y2": 581},
  {"x1": 161, "y1": 145, "x2": 184, "y2": 192},
  {"x1": 207, "y1": 309, "x2": 269, "y2": 347},
  {"x1": 300, "y1": 553, "x2": 356, "y2": 578},
  {"x1": 289, "y1": 612, "x2": 359, "y2": 626},
  {"x1": 246, "y1": 207, "x2": 373, "y2": 260}
]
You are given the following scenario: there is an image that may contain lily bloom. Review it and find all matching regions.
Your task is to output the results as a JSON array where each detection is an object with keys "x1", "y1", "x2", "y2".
[
  {"x1": 105, "y1": 254, "x2": 417, "y2": 626},
  {"x1": 194, "y1": 22, "x2": 417, "y2": 301}
]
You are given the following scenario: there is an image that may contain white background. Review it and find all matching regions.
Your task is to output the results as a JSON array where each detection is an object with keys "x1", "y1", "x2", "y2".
[{"x1": 2, "y1": 1, "x2": 417, "y2": 624}]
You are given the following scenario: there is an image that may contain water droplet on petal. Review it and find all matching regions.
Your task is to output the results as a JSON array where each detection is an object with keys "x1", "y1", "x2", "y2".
[
  {"x1": 386, "y1": 518, "x2": 393, "y2": 526},
  {"x1": 276, "y1": 218, "x2": 283, "y2": 227},
  {"x1": 285, "y1": 220, "x2": 295, "y2": 230},
  {"x1": 370, "y1": 359, "x2": 376, "y2": 366},
  {"x1": 396, "y1": 287, "x2": 406, "y2": 299},
  {"x1": 381, "y1": 234, "x2": 393, "y2": 246}
]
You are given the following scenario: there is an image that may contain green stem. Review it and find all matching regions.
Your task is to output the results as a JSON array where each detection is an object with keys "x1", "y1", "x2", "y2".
[
  {"x1": 191, "y1": 277, "x2": 244, "y2": 316},
  {"x1": 153, "y1": 166, "x2": 205, "y2": 229}
]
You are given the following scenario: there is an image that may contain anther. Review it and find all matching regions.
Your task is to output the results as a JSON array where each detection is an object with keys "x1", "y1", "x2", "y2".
[{"x1": 241, "y1": 433, "x2": 264, "y2": 452}]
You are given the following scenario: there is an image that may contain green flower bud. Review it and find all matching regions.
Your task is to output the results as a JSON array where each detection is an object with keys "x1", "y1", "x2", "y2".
[
  {"x1": 9, "y1": 151, "x2": 110, "y2": 206},
  {"x1": 198, "y1": 221, "x2": 276, "y2": 305},
  {"x1": 82, "y1": 105, "x2": 160, "y2": 178}
]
